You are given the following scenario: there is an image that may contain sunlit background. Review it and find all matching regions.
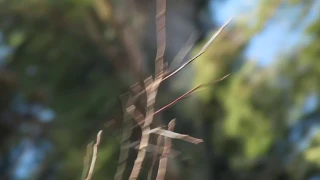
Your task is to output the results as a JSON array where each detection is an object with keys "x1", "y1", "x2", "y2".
[{"x1": 1, "y1": 0, "x2": 320, "y2": 179}]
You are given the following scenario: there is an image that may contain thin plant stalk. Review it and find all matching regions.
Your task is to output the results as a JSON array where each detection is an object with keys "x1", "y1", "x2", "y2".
[
  {"x1": 147, "y1": 136, "x2": 163, "y2": 180},
  {"x1": 129, "y1": 0, "x2": 167, "y2": 178},
  {"x1": 85, "y1": 130, "x2": 103, "y2": 180},
  {"x1": 114, "y1": 95, "x2": 135, "y2": 180},
  {"x1": 156, "y1": 119, "x2": 176, "y2": 180}
]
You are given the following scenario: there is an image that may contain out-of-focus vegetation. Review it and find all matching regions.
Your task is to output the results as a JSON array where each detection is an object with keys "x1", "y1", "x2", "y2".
[{"x1": 0, "y1": 0, "x2": 320, "y2": 179}]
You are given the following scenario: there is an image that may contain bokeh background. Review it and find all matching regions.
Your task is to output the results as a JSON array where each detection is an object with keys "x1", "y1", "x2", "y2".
[{"x1": 0, "y1": 0, "x2": 320, "y2": 179}]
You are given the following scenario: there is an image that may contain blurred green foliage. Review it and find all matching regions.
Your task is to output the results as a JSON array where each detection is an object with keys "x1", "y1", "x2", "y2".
[{"x1": 1, "y1": 0, "x2": 320, "y2": 179}]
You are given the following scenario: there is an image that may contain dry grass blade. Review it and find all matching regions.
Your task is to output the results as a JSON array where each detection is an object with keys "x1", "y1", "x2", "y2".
[
  {"x1": 156, "y1": 119, "x2": 176, "y2": 180},
  {"x1": 81, "y1": 142, "x2": 94, "y2": 180},
  {"x1": 137, "y1": 145, "x2": 181, "y2": 157},
  {"x1": 129, "y1": 77, "x2": 157, "y2": 180},
  {"x1": 199, "y1": 18, "x2": 232, "y2": 54},
  {"x1": 169, "y1": 33, "x2": 198, "y2": 71},
  {"x1": 155, "y1": 0, "x2": 166, "y2": 77},
  {"x1": 130, "y1": 74, "x2": 230, "y2": 130},
  {"x1": 132, "y1": 141, "x2": 180, "y2": 157},
  {"x1": 85, "y1": 130, "x2": 103, "y2": 180},
  {"x1": 154, "y1": 74, "x2": 230, "y2": 115},
  {"x1": 148, "y1": 127, "x2": 203, "y2": 144},
  {"x1": 126, "y1": 105, "x2": 145, "y2": 128},
  {"x1": 181, "y1": 73, "x2": 230, "y2": 99},
  {"x1": 129, "y1": 0, "x2": 167, "y2": 179},
  {"x1": 162, "y1": 18, "x2": 232, "y2": 82},
  {"x1": 114, "y1": 95, "x2": 136, "y2": 180},
  {"x1": 147, "y1": 136, "x2": 163, "y2": 180}
]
